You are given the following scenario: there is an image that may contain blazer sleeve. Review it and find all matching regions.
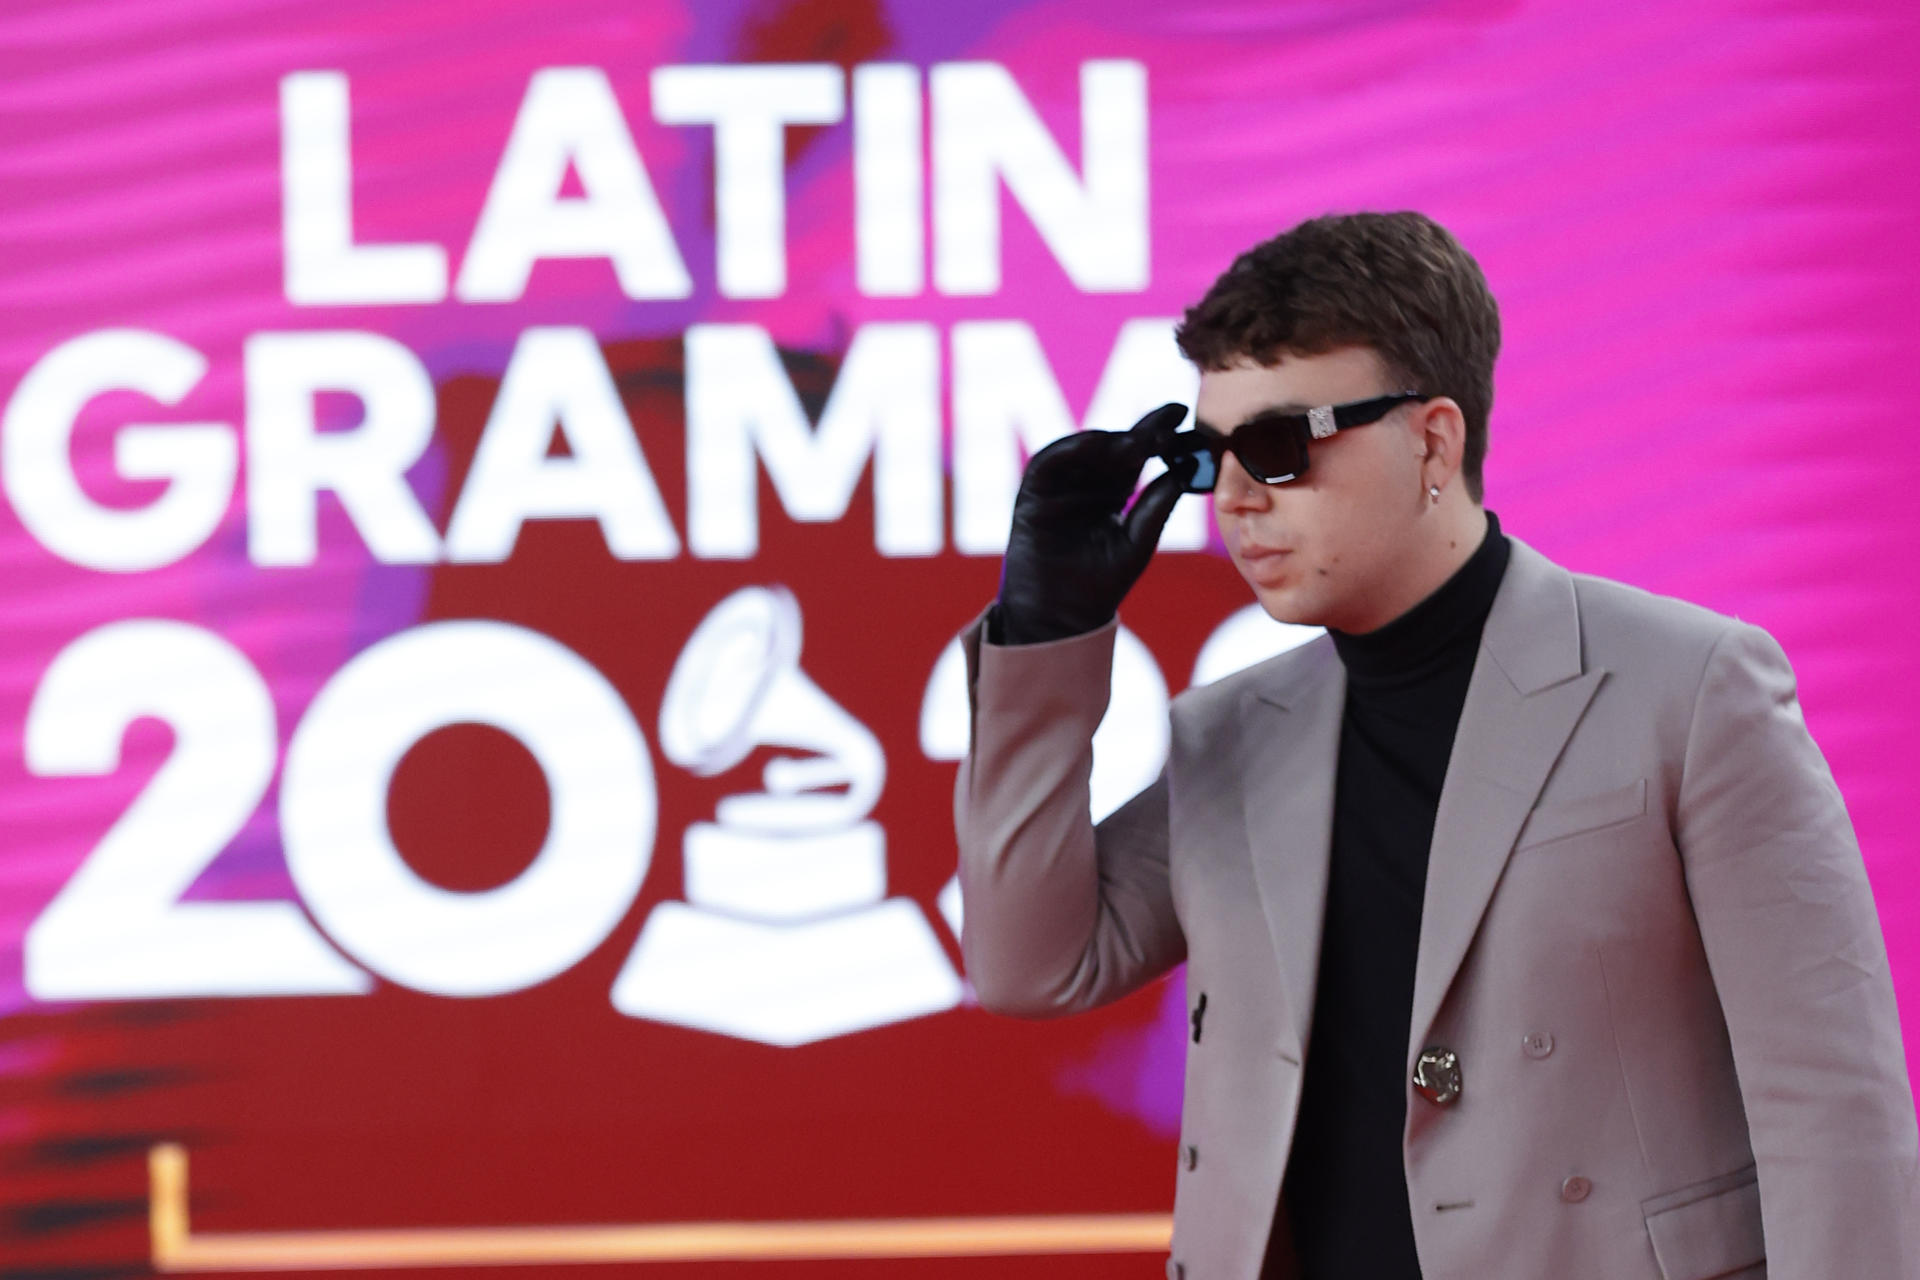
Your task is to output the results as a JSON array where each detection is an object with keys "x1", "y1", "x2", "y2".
[
  {"x1": 1676, "y1": 619, "x2": 1920, "y2": 1277},
  {"x1": 951, "y1": 609, "x2": 1185, "y2": 1017}
]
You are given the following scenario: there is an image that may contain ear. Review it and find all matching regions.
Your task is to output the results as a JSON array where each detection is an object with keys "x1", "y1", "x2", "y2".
[{"x1": 1411, "y1": 396, "x2": 1468, "y2": 489}]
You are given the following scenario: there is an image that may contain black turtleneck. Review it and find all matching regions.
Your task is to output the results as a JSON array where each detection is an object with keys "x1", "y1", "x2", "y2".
[{"x1": 1269, "y1": 509, "x2": 1512, "y2": 1280}]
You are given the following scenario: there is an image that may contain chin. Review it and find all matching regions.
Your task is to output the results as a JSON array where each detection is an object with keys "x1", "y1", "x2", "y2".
[{"x1": 1251, "y1": 585, "x2": 1323, "y2": 628}]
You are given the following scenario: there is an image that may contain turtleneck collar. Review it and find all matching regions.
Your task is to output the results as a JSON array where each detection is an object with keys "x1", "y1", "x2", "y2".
[{"x1": 1328, "y1": 508, "x2": 1510, "y2": 687}]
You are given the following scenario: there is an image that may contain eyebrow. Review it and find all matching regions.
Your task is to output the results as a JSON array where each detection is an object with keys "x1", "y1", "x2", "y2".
[{"x1": 1193, "y1": 404, "x2": 1310, "y2": 434}]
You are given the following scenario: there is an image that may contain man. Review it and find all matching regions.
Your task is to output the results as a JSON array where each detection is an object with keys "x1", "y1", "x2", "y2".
[{"x1": 953, "y1": 211, "x2": 1917, "y2": 1279}]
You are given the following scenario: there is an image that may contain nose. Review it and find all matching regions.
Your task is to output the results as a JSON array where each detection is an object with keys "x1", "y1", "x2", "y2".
[{"x1": 1213, "y1": 451, "x2": 1269, "y2": 515}]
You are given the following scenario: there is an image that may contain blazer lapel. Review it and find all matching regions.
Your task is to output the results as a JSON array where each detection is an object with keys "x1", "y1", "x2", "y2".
[
  {"x1": 1241, "y1": 636, "x2": 1346, "y2": 1061},
  {"x1": 1406, "y1": 537, "x2": 1607, "y2": 1059}
]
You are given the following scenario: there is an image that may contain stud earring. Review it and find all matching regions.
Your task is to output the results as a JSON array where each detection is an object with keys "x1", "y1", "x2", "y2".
[{"x1": 1428, "y1": 484, "x2": 1441, "y2": 504}]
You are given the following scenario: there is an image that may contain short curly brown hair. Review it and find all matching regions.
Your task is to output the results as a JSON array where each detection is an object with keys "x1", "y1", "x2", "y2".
[{"x1": 1174, "y1": 211, "x2": 1501, "y2": 503}]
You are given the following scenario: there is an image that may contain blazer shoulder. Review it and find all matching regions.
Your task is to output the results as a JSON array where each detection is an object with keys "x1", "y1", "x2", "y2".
[
  {"x1": 1569, "y1": 566, "x2": 1747, "y2": 638},
  {"x1": 1563, "y1": 565, "x2": 1772, "y2": 684}
]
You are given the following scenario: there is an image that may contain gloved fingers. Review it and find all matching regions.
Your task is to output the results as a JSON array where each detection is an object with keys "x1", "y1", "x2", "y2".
[
  {"x1": 1018, "y1": 404, "x2": 1191, "y2": 509},
  {"x1": 1127, "y1": 402, "x2": 1190, "y2": 450},
  {"x1": 1023, "y1": 425, "x2": 1155, "y2": 503},
  {"x1": 1121, "y1": 457, "x2": 1197, "y2": 556}
]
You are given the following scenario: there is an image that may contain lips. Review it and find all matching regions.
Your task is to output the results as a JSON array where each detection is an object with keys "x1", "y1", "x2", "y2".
[
  {"x1": 1233, "y1": 542, "x2": 1294, "y2": 585},
  {"x1": 1231, "y1": 536, "x2": 1294, "y2": 562}
]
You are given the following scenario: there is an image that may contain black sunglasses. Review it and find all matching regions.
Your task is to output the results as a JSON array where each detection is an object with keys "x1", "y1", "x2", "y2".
[{"x1": 1162, "y1": 391, "x2": 1432, "y2": 491}]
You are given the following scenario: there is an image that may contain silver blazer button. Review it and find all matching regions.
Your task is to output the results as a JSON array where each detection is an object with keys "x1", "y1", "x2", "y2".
[{"x1": 1413, "y1": 1045, "x2": 1463, "y2": 1106}]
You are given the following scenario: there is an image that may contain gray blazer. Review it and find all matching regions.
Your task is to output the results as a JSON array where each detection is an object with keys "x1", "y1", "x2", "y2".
[{"x1": 954, "y1": 534, "x2": 1918, "y2": 1280}]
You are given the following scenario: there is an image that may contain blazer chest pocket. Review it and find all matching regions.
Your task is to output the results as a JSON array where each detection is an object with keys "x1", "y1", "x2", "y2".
[
  {"x1": 1513, "y1": 777, "x2": 1647, "y2": 851},
  {"x1": 1642, "y1": 1164, "x2": 1764, "y2": 1280}
]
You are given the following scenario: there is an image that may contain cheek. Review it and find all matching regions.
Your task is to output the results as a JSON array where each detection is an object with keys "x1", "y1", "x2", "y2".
[
  {"x1": 1333, "y1": 429, "x2": 1418, "y2": 495},
  {"x1": 1297, "y1": 503, "x2": 1389, "y2": 585}
]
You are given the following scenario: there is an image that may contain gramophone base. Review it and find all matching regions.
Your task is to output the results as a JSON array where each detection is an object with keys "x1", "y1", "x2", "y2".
[
  {"x1": 611, "y1": 898, "x2": 963, "y2": 1047},
  {"x1": 683, "y1": 820, "x2": 885, "y2": 922}
]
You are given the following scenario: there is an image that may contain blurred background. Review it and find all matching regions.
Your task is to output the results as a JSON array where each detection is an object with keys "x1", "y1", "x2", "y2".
[{"x1": 1, "y1": 0, "x2": 1916, "y2": 1274}]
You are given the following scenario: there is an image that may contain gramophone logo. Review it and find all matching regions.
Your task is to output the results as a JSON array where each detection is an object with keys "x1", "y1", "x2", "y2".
[{"x1": 612, "y1": 585, "x2": 963, "y2": 1045}]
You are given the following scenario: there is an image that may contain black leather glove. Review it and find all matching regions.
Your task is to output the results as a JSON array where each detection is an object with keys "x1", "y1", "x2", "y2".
[{"x1": 993, "y1": 403, "x2": 1195, "y2": 645}]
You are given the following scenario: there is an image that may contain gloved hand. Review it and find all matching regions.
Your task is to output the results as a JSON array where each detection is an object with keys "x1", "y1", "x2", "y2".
[{"x1": 994, "y1": 403, "x2": 1195, "y2": 645}]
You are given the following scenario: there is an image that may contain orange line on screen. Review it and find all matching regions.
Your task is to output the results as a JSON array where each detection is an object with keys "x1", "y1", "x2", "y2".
[{"x1": 149, "y1": 1144, "x2": 1174, "y2": 1270}]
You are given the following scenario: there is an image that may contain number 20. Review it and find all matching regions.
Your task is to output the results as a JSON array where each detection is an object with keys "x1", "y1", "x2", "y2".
[{"x1": 23, "y1": 619, "x2": 657, "y2": 1001}]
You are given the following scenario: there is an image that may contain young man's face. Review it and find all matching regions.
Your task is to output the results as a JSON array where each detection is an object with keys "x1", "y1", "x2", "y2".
[{"x1": 1198, "y1": 345, "x2": 1439, "y2": 633}]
